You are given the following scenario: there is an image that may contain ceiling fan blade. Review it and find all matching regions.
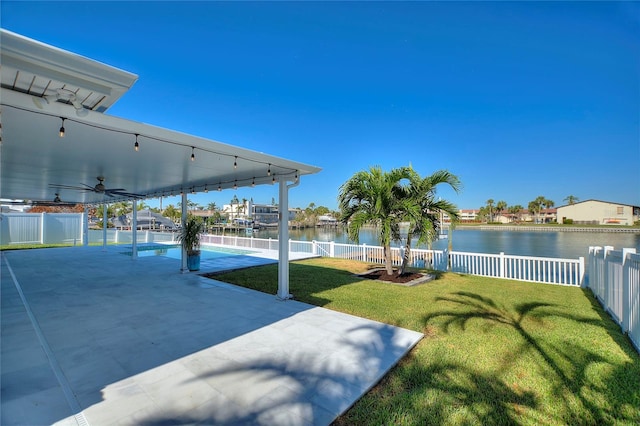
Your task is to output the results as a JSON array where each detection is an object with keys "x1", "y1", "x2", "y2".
[
  {"x1": 32, "y1": 201, "x2": 78, "y2": 207},
  {"x1": 108, "y1": 190, "x2": 144, "y2": 199},
  {"x1": 49, "y1": 183, "x2": 94, "y2": 191}
]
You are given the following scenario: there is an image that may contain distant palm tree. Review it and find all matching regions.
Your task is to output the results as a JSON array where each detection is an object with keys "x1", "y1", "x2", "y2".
[
  {"x1": 508, "y1": 205, "x2": 523, "y2": 223},
  {"x1": 495, "y1": 200, "x2": 507, "y2": 222},
  {"x1": 207, "y1": 202, "x2": 217, "y2": 211},
  {"x1": 339, "y1": 166, "x2": 413, "y2": 275},
  {"x1": 563, "y1": 195, "x2": 579, "y2": 205},
  {"x1": 113, "y1": 201, "x2": 132, "y2": 217},
  {"x1": 398, "y1": 169, "x2": 461, "y2": 274},
  {"x1": 528, "y1": 196, "x2": 553, "y2": 223},
  {"x1": 163, "y1": 204, "x2": 180, "y2": 223},
  {"x1": 486, "y1": 199, "x2": 495, "y2": 223}
]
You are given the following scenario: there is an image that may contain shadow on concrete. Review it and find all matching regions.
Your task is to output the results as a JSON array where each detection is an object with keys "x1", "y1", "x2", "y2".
[
  {"x1": 1, "y1": 247, "x2": 421, "y2": 425},
  {"x1": 135, "y1": 322, "x2": 418, "y2": 425}
]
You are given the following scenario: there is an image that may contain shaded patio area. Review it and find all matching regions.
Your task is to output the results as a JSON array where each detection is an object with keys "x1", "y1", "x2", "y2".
[{"x1": 1, "y1": 247, "x2": 422, "y2": 425}]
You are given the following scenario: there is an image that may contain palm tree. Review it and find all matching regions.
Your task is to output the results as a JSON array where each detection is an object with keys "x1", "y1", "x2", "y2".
[
  {"x1": 207, "y1": 202, "x2": 217, "y2": 211},
  {"x1": 528, "y1": 196, "x2": 551, "y2": 223},
  {"x1": 113, "y1": 201, "x2": 132, "y2": 217},
  {"x1": 508, "y1": 205, "x2": 523, "y2": 223},
  {"x1": 398, "y1": 170, "x2": 461, "y2": 275},
  {"x1": 486, "y1": 199, "x2": 495, "y2": 223},
  {"x1": 338, "y1": 166, "x2": 413, "y2": 275},
  {"x1": 163, "y1": 204, "x2": 180, "y2": 223},
  {"x1": 495, "y1": 200, "x2": 507, "y2": 222},
  {"x1": 563, "y1": 195, "x2": 579, "y2": 205}
]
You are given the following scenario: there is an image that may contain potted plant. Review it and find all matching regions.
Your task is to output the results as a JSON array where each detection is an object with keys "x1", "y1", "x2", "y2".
[{"x1": 177, "y1": 216, "x2": 204, "y2": 271}]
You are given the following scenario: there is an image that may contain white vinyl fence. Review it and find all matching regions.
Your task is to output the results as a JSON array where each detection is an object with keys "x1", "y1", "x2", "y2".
[
  {"x1": 1, "y1": 213, "x2": 83, "y2": 245},
  {"x1": 1, "y1": 215, "x2": 587, "y2": 287},
  {"x1": 87, "y1": 229, "x2": 176, "y2": 245},
  {"x1": 587, "y1": 246, "x2": 640, "y2": 353},
  {"x1": 202, "y1": 235, "x2": 585, "y2": 286}
]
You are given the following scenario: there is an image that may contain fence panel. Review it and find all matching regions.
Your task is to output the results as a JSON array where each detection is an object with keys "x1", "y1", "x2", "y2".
[
  {"x1": 44, "y1": 214, "x2": 82, "y2": 244},
  {"x1": 604, "y1": 249, "x2": 625, "y2": 324},
  {"x1": 504, "y1": 254, "x2": 583, "y2": 286},
  {"x1": 626, "y1": 252, "x2": 640, "y2": 351},
  {"x1": 449, "y1": 251, "x2": 501, "y2": 277},
  {"x1": 1, "y1": 213, "x2": 42, "y2": 244},
  {"x1": 289, "y1": 240, "x2": 314, "y2": 254},
  {"x1": 587, "y1": 246, "x2": 639, "y2": 354}
]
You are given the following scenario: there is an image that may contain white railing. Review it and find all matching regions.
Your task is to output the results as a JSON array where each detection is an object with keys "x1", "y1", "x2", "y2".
[
  {"x1": 448, "y1": 251, "x2": 584, "y2": 286},
  {"x1": 587, "y1": 246, "x2": 639, "y2": 352},
  {"x1": 87, "y1": 229, "x2": 176, "y2": 245},
  {"x1": 2, "y1": 222, "x2": 588, "y2": 288},
  {"x1": 199, "y1": 235, "x2": 585, "y2": 286}
]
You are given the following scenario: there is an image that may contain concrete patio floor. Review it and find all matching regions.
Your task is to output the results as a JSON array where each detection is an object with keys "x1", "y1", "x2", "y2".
[{"x1": 1, "y1": 245, "x2": 423, "y2": 425}]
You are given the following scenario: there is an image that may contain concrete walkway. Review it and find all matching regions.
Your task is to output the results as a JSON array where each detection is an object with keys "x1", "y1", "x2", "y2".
[{"x1": 1, "y1": 246, "x2": 422, "y2": 425}]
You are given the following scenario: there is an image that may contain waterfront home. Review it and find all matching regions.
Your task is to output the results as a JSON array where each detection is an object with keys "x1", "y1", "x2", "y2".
[{"x1": 557, "y1": 199, "x2": 640, "y2": 225}]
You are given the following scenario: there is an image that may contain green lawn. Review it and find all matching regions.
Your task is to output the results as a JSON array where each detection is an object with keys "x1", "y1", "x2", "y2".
[{"x1": 212, "y1": 258, "x2": 640, "y2": 425}]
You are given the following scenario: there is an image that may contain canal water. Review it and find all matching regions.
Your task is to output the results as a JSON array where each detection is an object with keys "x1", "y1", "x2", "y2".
[{"x1": 251, "y1": 227, "x2": 640, "y2": 260}]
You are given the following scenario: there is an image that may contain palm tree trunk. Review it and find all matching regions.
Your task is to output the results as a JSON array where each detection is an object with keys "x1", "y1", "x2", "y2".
[
  {"x1": 383, "y1": 244, "x2": 394, "y2": 275},
  {"x1": 399, "y1": 231, "x2": 413, "y2": 275}
]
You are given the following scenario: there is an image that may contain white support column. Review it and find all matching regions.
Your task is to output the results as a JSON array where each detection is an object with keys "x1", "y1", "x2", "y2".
[
  {"x1": 102, "y1": 204, "x2": 108, "y2": 251},
  {"x1": 181, "y1": 192, "x2": 188, "y2": 272},
  {"x1": 277, "y1": 178, "x2": 291, "y2": 300},
  {"x1": 132, "y1": 200, "x2": 138, "y2": 260}
]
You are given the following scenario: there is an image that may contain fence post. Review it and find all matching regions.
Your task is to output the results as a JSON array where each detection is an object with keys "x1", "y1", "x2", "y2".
[
  {"x1": 578, "y1": 256, "x2": 586, "y2": 287},
  {"x1": 446, "y1": 249, "x2": 450, "y2": 271},
  {"x1": 312, "y1": 240, "x2": 317, "y2": 256},
  {"x1": 330, "y1": 241, "x2": 335, "y2": 258},
  {"x1": 588, "y1": 247, "x2": 598, "y2": 289},
  {"x1": 603, "y1": 246, "x2": 614, "y2": 311},
  {"x1": 363, "y1": 243, "x2": 367, "y2": 262},
  {"x1": 499, "y1": 252, "x2": 505, "y2": 278},
  {"x1": 622, "y1": 248, "x2": 637, "y2": 332},
  {"x1": 40, "y1": 212, "x2": 46, "y2": 244}
]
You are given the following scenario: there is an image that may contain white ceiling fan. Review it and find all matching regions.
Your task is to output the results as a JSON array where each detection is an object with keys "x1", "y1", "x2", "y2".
[{"x1": 32, "y1": 88, "x2": 89, "y2": 117}]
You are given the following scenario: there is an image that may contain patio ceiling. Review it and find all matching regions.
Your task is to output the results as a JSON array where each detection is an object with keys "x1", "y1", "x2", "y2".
[{"x1": 0, "y1": 30, "x2": 321, "y2": 206}]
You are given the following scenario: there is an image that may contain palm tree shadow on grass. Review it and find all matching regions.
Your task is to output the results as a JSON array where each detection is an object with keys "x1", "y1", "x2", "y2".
[{"x1": 422, "y1": 291, "x2": 640, "y2": 424}]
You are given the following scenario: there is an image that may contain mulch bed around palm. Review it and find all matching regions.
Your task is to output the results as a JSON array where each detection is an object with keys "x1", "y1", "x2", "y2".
[{"x1": 360, "y1": 269, "x2": 424, "y2": 284}]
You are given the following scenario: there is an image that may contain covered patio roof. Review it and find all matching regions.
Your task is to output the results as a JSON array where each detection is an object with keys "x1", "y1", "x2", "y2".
[{"x1": 0, "y1": 29, "x2": 321, "y2": 205}]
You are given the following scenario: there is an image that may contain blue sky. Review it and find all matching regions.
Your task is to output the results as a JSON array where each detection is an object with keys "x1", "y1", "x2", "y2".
[{"x1": 3, "y1": 1, "x2": 639, "y2": 211}]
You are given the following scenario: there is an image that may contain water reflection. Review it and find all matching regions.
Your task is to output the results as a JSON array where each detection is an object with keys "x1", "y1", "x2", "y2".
[{"x1": 252, "y1": 227, "x2": 640, "y2": 259}]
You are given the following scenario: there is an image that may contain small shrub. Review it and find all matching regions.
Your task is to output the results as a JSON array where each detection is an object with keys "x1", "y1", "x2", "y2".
[{"x1": 563, "y1": 218, "x2": 574, "y2": 225}]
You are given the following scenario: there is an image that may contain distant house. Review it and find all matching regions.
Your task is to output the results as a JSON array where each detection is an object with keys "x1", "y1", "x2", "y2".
[
  {"x1": 317, "y1": 215, "x2": 338, "y2": 226},
  {"x1": 112, "y1": 209, "x2": 177, "y2": 230},
  {"x1": 556, "y1": 200, "x2": 640, "y2": 225},
  {"x1": 219, "y1": 201, "x2": 298, "y2": 226},
  {"x1": 458, "y1": 209, "x2": 480, "y2": 222}
]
